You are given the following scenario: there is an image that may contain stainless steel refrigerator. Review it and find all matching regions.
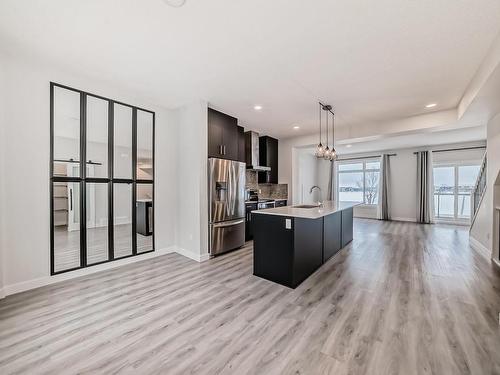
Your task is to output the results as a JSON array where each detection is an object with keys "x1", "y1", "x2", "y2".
[{"x1": 208, "y1": 158, "x2": 246, "y2": 255}]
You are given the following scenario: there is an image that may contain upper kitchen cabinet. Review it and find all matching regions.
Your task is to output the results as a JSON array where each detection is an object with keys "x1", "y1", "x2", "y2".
[
  {"x1": 208, "y1": 108, "x2": 240, "y2": 161},
  {"x1": 237, "y1": 126, "x2": 245, "y2": 163},
  {"x1": 258, "y1": 136, "x2": 279, "y2": 183}
]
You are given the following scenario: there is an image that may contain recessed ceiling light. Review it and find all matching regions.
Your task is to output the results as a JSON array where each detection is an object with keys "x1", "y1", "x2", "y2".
[
  {"x1": 346, "y1": 144, "x2": 352, "y2": 148},
  {"x1": 254, "y1": 105, "x2": 262, "y2": 111},
  {"x1": 293, "y1": 125, "x2": 300, "y2": 130},
  {"x1": 162, "y1": 0, "x2": 186, "y2": 7},
  {"x1": 425, "y1": 103, "x2": 437, "y2": 108}
]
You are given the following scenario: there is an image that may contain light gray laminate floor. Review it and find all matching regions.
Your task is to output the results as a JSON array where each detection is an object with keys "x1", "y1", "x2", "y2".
[{"x1": 1, "y1": 219, "x2": 500, "y2": 374}]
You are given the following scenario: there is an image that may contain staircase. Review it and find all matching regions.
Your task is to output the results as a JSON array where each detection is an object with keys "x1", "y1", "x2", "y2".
[{"x1": 470, "y1": 152, "x2": 487, "y2": 227}]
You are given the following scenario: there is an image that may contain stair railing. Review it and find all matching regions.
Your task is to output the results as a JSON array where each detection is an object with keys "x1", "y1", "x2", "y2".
[{"x1": 470, "y1": 152, "x2": 487, "y2": 227}]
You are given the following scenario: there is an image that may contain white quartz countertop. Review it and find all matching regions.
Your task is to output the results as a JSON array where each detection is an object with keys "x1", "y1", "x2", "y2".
[{"x1": 252, "y1": 201, "x2": 359, "y2": 219}]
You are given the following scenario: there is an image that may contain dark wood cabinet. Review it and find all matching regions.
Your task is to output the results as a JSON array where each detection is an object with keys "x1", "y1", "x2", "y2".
[
  {"x1": 208, "y1": 108, "x2": 240, "y2": 160},
  {"x1": 258, "y1": 136, "x2": 278, "y2": 183},
  {"x1": 207, "y1": 108, "x2": 224, "y2": 158},
  {"x1": 237, "y1": 126, "x2": 245, "y2": 163}
]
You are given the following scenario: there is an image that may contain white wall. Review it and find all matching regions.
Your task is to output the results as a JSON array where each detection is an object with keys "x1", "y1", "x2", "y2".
[
  {"x1": 0, "y1": 58, "x2": 5, "y2": 297},
  {"x1": 0, "y1": 56, "x2": 178, "y2": 294},
  {"x1": 471, "y1": 113, "x2": 500, "y2": 260},
  {"x1": 174, "y1": 101, "x2": 209, "y2": 261},
  {"x1": 294, "y1": 150, "x2": 318, "y2": 205}
]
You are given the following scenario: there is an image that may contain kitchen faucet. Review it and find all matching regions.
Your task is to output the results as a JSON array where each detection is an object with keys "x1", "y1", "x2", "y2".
[{"x1": 309, "y1": 185, "x2": 323, "y2": 207}]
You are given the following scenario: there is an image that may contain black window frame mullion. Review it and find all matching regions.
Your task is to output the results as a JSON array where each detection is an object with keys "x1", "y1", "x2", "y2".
[
  {"x1": 132, "y1": 108, "x2": 138, "y2": 256},
  {"x1": 152, "y1": 111, "x2": 155, "y2": 253},
  {"x1": 49, "y1": 83, "x2": 55, "y2": 276},
  {"x1": 108, "y1": 101, "x2": 115, "y2": 261},
  {"x1": 80, "y1": 92, "x2": 87, "y2": 268},
  {"x1": 50, "y1": 82, "x2": 155, "y2": 276}
]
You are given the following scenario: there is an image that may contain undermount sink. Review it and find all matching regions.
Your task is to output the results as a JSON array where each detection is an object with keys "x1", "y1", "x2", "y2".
[{"x1": 292, "y1": 204, "x2": 321, "y2": 209}]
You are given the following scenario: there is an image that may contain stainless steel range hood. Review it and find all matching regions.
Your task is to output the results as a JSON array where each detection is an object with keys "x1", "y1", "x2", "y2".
[{"x1": 245, "y1": 131, "x2": 271, "y2": 172}]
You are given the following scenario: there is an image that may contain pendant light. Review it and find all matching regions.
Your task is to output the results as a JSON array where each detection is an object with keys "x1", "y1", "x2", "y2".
[
  {"x1": 330, "y1": 110, "x2": 337, "y2": 161},
  {"x1": 323, "y1": 106, "x2": 331, "y2": 160},
  {"x1": 315, "y1": 103, "x2": 324, "y2": 158}
]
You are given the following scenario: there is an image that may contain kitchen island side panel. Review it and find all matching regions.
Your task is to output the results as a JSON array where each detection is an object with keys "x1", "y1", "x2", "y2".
[
  {"x1": 323, "y1": 211, "x2": 342, "y2": 262},
  {"x1": 341, "y1": 207, "x2": 354, "y2": 247},
  {"x1": 293, "y1": 217, "x2": 323, "y2": 288},
  {"x1": 252, "y1": 213, "x2": 294, "y2": 287}
]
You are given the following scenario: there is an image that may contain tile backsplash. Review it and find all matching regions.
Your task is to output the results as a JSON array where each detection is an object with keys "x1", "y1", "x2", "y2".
[{"x1": 245, "y1": 170, "x2": 288, "y2": 200}]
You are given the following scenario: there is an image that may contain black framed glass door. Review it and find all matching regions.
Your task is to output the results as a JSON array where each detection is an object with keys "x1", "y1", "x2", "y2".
[{"x1": 50, "y1": 82, "x2": 155, "y2": 275}]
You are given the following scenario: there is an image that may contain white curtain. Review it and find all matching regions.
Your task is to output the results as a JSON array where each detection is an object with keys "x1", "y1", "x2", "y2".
[
  {"x1": 416, "y1": 151, "x2": 435, "y2": 223},
  {"x1": 377, "y1": 154, "x2": 390, "y2": 220}
]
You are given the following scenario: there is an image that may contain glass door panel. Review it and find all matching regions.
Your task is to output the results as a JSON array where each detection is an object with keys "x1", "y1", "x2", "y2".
[
  {"x1": 53, "y1": 86, "x2": 81, "y2": 177},
  {"x1": 86, "y1": 183, "x2": 109, "y2": 265},
  {"x1": 136, "y1": 183, "x2": 153, "y2": 253},
  {"x1": 434, "y1": 164, "x2": 481, "y2": 221},
  {"x1": 114, "y1": 183, "x2": 133, "y2": 258},
  {"x1": 433, "y1": 166, "x2": 455, "y2": 219},
  {"x1": 53, "y1": 181, "x2": 81, "y2": 272},
  {"x1": 113, "y1": 104, "x2": 133, "y2": 179},
  {"x1": 137, "y1": 110, "x2": 153, "y2": 180},
  {"x1": 87, "y1": 96, "x2": 109, "y2": 178}
]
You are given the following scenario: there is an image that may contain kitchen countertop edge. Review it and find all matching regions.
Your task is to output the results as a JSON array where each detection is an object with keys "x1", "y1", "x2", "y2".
[{"x1": 252, "y1": 201, "x2": 360, "y2": 219}]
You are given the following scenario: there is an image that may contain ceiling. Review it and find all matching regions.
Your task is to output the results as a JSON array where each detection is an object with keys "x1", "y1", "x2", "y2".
[
  {"x1": 1, "y1": 0, "x2": 500, "y2": 138},
  {"x1": 298, "y1": 125, "x2": 487, "y2": 156}
]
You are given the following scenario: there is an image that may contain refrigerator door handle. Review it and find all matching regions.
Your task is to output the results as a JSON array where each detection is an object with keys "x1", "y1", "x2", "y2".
[
  {"x1": 213, "y1": 219, "x2": 245, "y2": 228},
  {"x1": 226, "y1": 163, "x2": 231, "y2": 216}
]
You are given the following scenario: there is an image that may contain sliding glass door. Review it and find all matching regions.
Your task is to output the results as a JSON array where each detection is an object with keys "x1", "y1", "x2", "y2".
[
  {"x1": 433, "y1": 163, "x2": 480, "y2": 223},
  {"x1": 50, "y1": 83, "x2": 154, "y2": 275}
]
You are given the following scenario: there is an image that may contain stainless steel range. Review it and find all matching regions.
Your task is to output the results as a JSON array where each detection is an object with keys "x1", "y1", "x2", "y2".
[{"x1": 208, "y1": 158, "x2": 246, "y2": 255}]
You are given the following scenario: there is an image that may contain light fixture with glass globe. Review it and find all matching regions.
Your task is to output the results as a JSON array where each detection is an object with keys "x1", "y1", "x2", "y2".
[
  {"x1": 315, "y1": 103, "x2": 324, "y2": 158},
  {"x1": 315, "y1": 102, "x2": 337, "y2": 161},
  {"x1": 330, "y1": 109, "x2": 337, "y2": 161},
  {"x1": 323, "y1": 106, "x2": 331, "y2": 160}
]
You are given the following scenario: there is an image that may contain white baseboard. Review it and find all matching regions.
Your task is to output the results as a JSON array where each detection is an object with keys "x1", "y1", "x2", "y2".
[
  {"x1": 174, "y1": 246, "x2": 210, "y2": 262},
  {"x1": 391, "y1": 217, "x2": 416, "y2": 222},
  {"x1": 2, "y1": 246, "x2": 176, "y2": 298},
  {"x1": 469, "y1": 236, "x2": 491, "y2": 260}
]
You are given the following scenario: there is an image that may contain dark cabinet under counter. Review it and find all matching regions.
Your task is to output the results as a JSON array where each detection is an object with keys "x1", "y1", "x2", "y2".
[{"x1": 252, "y1": 202, "x2": 356, "y2": 288}]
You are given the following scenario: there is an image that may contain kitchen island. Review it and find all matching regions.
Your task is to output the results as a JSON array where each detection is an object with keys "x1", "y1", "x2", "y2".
[{"x1": 252, "y1": 201, "x2": 358, "y2": 288}]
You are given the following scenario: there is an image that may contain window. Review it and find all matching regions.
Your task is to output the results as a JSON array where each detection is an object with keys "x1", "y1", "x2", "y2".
[
  {"x1": 433, "y1": 163, "x2": 480, "y2": 221},
  {"x1": 50, "y1": 83, "x2": 155, "y2": 275},
  {"x1": 337, "y1": 159, "x2": 380, "y2": 204}
]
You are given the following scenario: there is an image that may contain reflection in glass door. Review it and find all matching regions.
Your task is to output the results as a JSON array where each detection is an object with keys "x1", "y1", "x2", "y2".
[{"x1": 50, "y1": 83, "x2": 155, "y2": 275}]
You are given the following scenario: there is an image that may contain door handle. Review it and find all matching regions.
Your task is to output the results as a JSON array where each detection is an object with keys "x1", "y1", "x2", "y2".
[
  {"x1": 69, "y1": 188, "x2": 73, "y2": 211},
  {"x1": 223, "y1": 145, "x2": 226, "y2": 155},
  {"x1": 213, "y1": 219, "x2": 245, "y2": 228}
]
